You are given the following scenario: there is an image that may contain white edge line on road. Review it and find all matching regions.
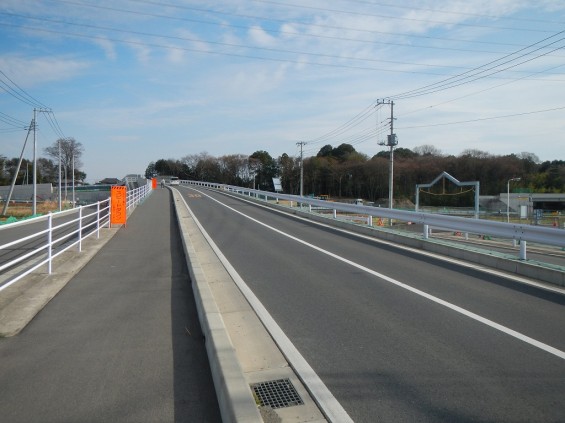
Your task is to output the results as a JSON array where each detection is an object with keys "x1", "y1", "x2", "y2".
[
  {"x1": 177, "y1": 189, "x2": 354, "y2": 423},
  {"x1": 187, "y1": 186, "x2": 565, "y2": 361},
  {"x1": 225, "y1": 190, "x2": 565, "y2": 296}
]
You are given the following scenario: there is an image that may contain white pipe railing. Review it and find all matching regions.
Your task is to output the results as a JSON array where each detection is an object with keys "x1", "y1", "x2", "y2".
[
  {"x1": 180, "y1": 180, "x2": 565, "y2": 258},
  {"x1": 0, "y1": 182, "x2": 152, "y2": 292},
  {"x1": 127, "y1": 183, "x2": 151, "y2": 212}
]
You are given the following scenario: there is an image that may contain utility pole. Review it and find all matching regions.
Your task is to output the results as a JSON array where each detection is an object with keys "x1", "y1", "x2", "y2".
[
  {"x1": 297, "y1": 141, "x2": 306, "y2": 197},
  {"x1": 32, "y1": 108, "x2": 51, "y2": 215},
  {"x1": 2, "y1": 120, "x2": 33, "y2": 216},
  {"x1": 377, "y1": 99, "x2": 397, "y2": 212}
]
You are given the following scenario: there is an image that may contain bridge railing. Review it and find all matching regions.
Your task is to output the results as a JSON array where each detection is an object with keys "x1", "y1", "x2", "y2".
[
  {"x1": 180, "y1": 180, "x2": 565, "y2": 259},
  {"x1": 0, "y1": 183, "x2": 152, "y2": 292}
]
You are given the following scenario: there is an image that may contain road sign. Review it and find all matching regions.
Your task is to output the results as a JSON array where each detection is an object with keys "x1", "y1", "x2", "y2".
[{"x1": 110, "y1": 186, "x2": 127, "y2": 226}]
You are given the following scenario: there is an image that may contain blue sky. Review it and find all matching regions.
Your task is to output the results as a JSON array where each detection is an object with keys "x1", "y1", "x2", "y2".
[{"x1": 1, "y1": 0, "x2": 564, "y2": 183}]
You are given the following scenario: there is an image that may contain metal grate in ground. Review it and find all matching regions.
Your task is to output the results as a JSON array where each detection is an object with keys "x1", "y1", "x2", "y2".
[{"x1": 251, "y1": 378, "x2": 304, "y2": 409}]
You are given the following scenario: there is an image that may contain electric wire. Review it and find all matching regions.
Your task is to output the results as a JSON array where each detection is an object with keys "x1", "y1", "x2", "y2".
[
  {"x1": 397, "y1": 106, "x2": 565, "y2": 130},
  {"x1": 0, "y1": 111, "x2": 28, "y2": 128},
  {"x1": 247, "y1": 0, "x2": 552, "y2": 33},
  {"x1": 333, "y1": 0, "x2": 565, "y2": 25},
  {"x1": 1, "y1": 12, "x2": 513, "y2": 73},
  {"x1": 40, "y1": 0, "x2": 560, "y2": 54},
  {"x1": 0, "y1": 69, "x2": 48, "y2": 108},
  {"x1": 124, "y1": 0, "x2": 540, "y2": 48},
  {"x1": 4, "y1": 21, "x2": 503, "y2": 75},
  {"x1": 304, "y1": 29, "x2": 565, "y2": 151},
  {"x1": 392, "y1": 30, "x2": 565, "y2": 99},
  {"x1": 398, "y1": 63, "x2": 565, "y2": 118}
]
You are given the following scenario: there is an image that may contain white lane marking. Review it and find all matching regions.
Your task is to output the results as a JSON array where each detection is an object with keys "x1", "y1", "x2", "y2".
[
  {"x1": 220, "y1": 189, "x2": 565, "y2": 296},
  {"x1": 187, "y1": 186, "x2": 565, "y2": 361},
  {"x1": 176, "y1": 190, "x2": 354, "y2": 423}
]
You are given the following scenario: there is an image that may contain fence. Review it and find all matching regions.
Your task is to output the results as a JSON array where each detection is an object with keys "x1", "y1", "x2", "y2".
[{"x1": 0, "y1": 183, "x2": 152, "y2": 292}]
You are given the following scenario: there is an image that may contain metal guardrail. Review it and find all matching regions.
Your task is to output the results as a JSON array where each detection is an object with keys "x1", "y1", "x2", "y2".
[
  {"x1": 0, "y1": 183, "x2": 152, "y2": 292},
  {"x1": 181, "y1": 180, "x2": 565, "y2": 259}
]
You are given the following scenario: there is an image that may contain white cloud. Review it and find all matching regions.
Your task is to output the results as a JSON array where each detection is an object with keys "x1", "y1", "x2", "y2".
[
  {"x1": 248, "y1": 25, "x2": 277, "y2": 46},
  {"x1": 94, "y1": 38, "x2": 117, "y2": 61},
  {"x1": 0, "y1": 55, "x2": 90, "y2": 87}
]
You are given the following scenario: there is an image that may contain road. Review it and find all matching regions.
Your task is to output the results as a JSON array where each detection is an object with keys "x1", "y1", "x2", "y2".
[
  {"x1": 0, "y1": 189, "x2": 221, "y2": 423},
  {"x1": 178, "y1": 185, "x2": 565, "y2": 423}
]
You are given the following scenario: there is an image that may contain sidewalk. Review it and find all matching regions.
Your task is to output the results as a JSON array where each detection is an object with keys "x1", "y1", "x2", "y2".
[{"x1": 0, "y1": 188, "x2": 221, "y2": 423}]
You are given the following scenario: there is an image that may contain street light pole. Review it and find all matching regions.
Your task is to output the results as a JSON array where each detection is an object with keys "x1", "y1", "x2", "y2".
[{"x1": 507, "y1": 177, "x2": 521, "y2": 223}]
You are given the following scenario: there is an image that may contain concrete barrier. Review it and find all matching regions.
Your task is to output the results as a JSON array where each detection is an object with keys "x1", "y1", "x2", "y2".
[{"x1": 171, "y1": 189, "x2": 263, "y2": 423}]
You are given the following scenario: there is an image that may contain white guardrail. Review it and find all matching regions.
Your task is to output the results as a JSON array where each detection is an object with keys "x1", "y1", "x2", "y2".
[
  {"x1": 0, "y1": 183, "x2": 152, "y2": 292},
  {"x1": 181, "y1": 180, "x2": 565, "y2": 259}
]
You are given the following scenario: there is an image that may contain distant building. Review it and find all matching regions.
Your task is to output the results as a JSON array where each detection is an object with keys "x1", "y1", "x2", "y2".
[{"x1": 96, "y1": 178, "x2": 122, "y2": 185}]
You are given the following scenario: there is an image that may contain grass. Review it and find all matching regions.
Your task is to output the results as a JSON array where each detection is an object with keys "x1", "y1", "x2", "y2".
[{"x1": 0, "y1": 201, "x2": 62, "y2": 221}]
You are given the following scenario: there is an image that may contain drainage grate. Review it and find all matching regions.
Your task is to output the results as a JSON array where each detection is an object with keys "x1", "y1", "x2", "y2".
[{"x1": 251, "y1": 378, "x2": 304, "y2": 409}]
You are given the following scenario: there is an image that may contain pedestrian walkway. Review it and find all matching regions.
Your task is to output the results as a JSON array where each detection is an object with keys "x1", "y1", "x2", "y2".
[{"x1": 0, "y1": 188, "x2": 221, "y2": 423}]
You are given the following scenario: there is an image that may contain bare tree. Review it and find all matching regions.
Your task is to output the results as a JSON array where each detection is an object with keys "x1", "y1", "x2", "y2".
[{"x1": 44, "y1": 137, "x2": 85, "y2": 182}]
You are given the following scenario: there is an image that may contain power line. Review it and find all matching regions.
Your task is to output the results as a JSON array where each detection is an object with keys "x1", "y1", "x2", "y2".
[
  {"x1": 397, "y1": 106, "x2": 565, "y2": 129},
  {"x1": 39, "y1": 0, "x2": 559, "y2": 55},
  {"x1": 391, "y1": 30, "x2": 565, "y2": 99},
  {"x1": 0, "y1": 111, "x2": 28, "y2": 128},
  {"x1": 399, "y1": 63, "x2": 565, "y2": 118},
  {"x1": 42, "y1": 111, "x2": 66, "y2": 139},
  {"x1": 248, "y1": 0, "x2": 553, "y2": 33},
  {"x1": 332, "y1": 0, "x2": 565, "y2": 25},
  {"x1": 304, "y1": 29, "x2": 565, "y2": 149},
  {"x1": 6, "y1": 21, "x2": 520, "y2": 76},
  {"x1": 124, "y1": 0, "x2": 540, "y2": 48},
  {"x1": 0, "y1": 69, "x2": 48, "y2": 108},
  {"x1": 2, "y1": 12, "x2": 516, "y2": 73}
]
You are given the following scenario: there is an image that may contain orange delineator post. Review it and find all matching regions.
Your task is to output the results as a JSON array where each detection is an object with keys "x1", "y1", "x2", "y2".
[
  {"x1": 110, "y1": 186, "x2": 127, "y2": 226},
  {"x1": 152, "y1": 178, "x2": 157, "y2": 189}
]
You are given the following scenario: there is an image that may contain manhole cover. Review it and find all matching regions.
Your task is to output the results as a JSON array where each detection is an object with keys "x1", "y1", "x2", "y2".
[{"x1": 251, "y1": 378, "x2": 304, "y2": 409}]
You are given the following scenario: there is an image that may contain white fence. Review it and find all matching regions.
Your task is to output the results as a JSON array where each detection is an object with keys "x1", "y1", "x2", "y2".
[
  {"x1": 0, "y1": 183, "x2": 152, "y2": 292},
  {"x1": 181, "y1": 180, "x2": 565, "y2": 259}
]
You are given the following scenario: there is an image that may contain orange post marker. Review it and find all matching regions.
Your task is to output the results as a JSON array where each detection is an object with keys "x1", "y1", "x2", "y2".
[
  {"x1": 110, "y1": 186, "x2": 127, "y2": 226},
  {"x1": 152, "y1": 178, "x2": 157, "y2": 189}
]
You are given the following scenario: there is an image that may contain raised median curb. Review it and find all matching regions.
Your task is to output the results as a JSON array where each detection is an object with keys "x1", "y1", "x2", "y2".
[{"x1": 171, "y1": 188, "x2": 264, "y2": 423}]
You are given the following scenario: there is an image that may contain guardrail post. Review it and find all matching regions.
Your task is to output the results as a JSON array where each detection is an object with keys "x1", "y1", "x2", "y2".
[
  {"x1": 47, "y1": 212, "x2": 53, "y2": 274},
  {"x1": 368, "y1": 216, "x2": 373, "y2": 227},
  {"x1": 333, "y1": 209, "x2": 337, "y2": 219},
  {"x1": 309, "y1": 204, "x2": 312, "y2": 212},
  {"x1": 423, "y1": 224, "x2": 429, "y2": 239},
  {"x1": 78, "y1": 205, "x2": 83, "y2": 252},
  {"x1": 520, "y1": 240, "x2": 527, "y2": 260}
]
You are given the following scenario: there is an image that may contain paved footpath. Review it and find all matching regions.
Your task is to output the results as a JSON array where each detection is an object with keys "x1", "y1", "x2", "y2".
[{"x1": 0, "y1": 188, "x2": 222, "y2": 423}]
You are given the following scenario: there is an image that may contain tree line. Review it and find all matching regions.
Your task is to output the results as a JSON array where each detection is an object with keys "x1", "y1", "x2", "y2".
[
  {"x1": 145, "y1": 144, "x2": 564, "y2": 207},
  {"x1": 0, "y1": 138, "x2": 86, "y2": 186}
]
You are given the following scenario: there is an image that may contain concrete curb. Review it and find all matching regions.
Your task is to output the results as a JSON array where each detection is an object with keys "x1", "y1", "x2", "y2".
[{"x1": 171, "y1": 189, "x2": 263, "y2": 423}]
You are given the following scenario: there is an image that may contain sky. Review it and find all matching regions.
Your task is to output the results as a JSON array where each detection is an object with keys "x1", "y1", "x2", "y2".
[{"x1": 1, "y1": 0, "x2": 564, "y2": 184}]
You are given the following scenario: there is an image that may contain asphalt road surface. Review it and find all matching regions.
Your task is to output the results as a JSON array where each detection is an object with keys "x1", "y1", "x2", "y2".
[
  {"x1": 0, "y1": 189, "x2": 221, "y2": 423},
  {"x1": 179, "y1": 185, "x2": 565, "y2": 423}
]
